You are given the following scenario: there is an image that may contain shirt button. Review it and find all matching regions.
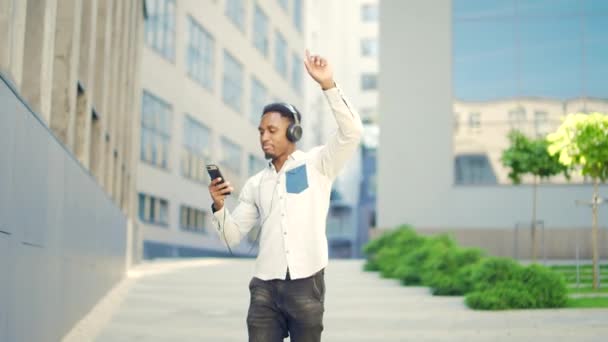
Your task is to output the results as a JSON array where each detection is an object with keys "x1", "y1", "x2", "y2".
[
  {"x1": 286, "y1": 250, "x2": 289, "y2": 254},
  {"x1": 283, "y1": 231, "x2": 287, "y2": 235}
]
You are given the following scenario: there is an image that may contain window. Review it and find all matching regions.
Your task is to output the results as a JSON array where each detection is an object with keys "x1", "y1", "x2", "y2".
[
  {"x1": 221, "y1": 137, "x2": 242, "y2": 175},
  {"x1": 186, "y1": 17, "x2": 214, "y2": 90},
  {"x1": 223, "y1": 50, "x2": 244, "y2": 113},
  {"x1": 180, "y1": 205, "x2": 207, "y2": 234},
  {"x1": 182, "y1": 115, "x2": 211, "y2": 183},
  {"x1": 225, "y1": 0, "x2": 245, "y2": 31},
  {"x1": 138, "y1": 193, "x2": 169, "y2": 226},
  {"x1": 145, "y1": 0, "x2": 175, "y2": 61},
  {"x1": 249, "y1": 154, "x2": 267, "y2": 177},
  {"x1": 250, "y1": 77, "x2": 268, "y2": 124},
  {"x1": 291, "y1": 53, "x2": 303, "y2": 94},
  {"x1": 534, "y1": 111, "x2": 549, "y2": 137},
  {"x1": 361, "y1": 38, "x2": 378, "y2": 57},
  {"x1": 278, "y1": 0, "x2": 288, "y2": 11},
  {"x1": 468, "y1": 112, "x2": 481, "y2": 130},
  {"x1": 275, "y1": 31, "x2": 288, "y2": 78},
  {"x1": 293, "y1": 0, "x2": 302, "y2": 32},
  {"x1": 454, "y1": 155, "x2": 497, "y2": 185},
  {"x1": 361, "y1": 3, "x2": 378, "y2": 22},
  {"x1": 253, "y1": 5, "x2": 269, "y2": 56},
  {"x1": 508, "y1": 107, "x2": 526, "y2": 132},
  {"x1": 361, "y1": 73, "x2": 377, "y2": 90},
  {"x1": 141, "y1": 91, "x2": 172, "y2": 169}
]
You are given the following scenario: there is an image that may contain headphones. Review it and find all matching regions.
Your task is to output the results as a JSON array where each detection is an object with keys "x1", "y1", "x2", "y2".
[{"x1": 263, "y1": 102, "x2": 303, "y2": 143}]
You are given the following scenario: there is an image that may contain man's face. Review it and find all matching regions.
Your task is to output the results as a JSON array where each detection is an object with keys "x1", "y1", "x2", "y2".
[{"x1": 259, "y1": 112, "x2": 293, "y2": 160}]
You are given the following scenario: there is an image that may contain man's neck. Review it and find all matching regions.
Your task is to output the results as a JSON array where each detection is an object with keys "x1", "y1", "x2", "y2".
[{"x1": 272, "y1": 148, "x2": 296, "y2": 172}]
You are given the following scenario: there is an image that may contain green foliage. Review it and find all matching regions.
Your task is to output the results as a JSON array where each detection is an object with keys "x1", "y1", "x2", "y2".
[
  {"x1": 362, "y1": 225, "x2": 423, "y2": 276},
  {"x1": 422, "y1": 247, "x2": 484, "y2": 296},
  {"x1": 363, "y1": 227, "x2": 568, "y2": 310},
  {"x1": 469, "y1": 257, "x2": 523, "y2": 291},
  {"x1": 465, "y1": 263, "x2": 567, "y2": 310},
  {"x1": 547, "y1": 112, "x2": 608, "y2": 182},
  {"x1": 518, "y1": 264, "x2": 568, "y2": 308},
  {"x1": 501, "y1": 130, "x2": 569, "y2": 184},
  {"x1": 465, "y1": 282, "x2": 536, "y2": 310},
  {"x1": 394, "y1": 234, "x2": 455, "y2": 285}
]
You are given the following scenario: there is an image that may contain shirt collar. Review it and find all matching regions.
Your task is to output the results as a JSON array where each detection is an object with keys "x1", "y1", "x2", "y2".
[{"x1": 266, "y1": 150, "x2": 304, "y2": 169}]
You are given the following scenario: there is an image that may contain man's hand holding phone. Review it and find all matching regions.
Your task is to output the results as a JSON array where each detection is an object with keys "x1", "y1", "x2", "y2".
[{"x1": 207, "y1": 164, "x2": 233, "y2": 211}]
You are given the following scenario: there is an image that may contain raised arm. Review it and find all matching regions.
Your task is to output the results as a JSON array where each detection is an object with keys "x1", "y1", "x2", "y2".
[{"x1": 303, "y1": 50, "x2": 364, "y2": 180}]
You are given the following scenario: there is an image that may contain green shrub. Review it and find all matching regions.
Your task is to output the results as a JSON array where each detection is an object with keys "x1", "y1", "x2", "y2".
[
  {"x1": 518, "y1": 264, "x2": 567, "y2": 308},
  {"x1": 465, "y1": 263, "x2": 568, "y2": 310},
  {"x1": 364, "y1": 224, "x2": 569, "y2": 310},
  {"x1": 374, "y1": 227, "x2": 426, "y2": 279},
  {"x1": 394, "y1": 234, "x2": 455, "y2": 285},
  {"x1": 465, "y1": 282, "x2": 536, "y2": 310},
  {"x1": 469, "y1": 257, "x2": 523, "y2": 291},
  {"x1": 423, "y1": 247, "x2": 484, "y2": 296},
  {"x1": 363, "y1": 225, "x2": 419, "y2": 273}
]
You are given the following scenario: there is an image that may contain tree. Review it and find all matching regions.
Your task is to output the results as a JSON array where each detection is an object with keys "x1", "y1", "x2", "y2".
[
  {"x1": 501, "y1": 130, "x2": 570, "y2": 261},
  {"x1": 547, "y1": 112, "x2": 608, "y2": 289}
]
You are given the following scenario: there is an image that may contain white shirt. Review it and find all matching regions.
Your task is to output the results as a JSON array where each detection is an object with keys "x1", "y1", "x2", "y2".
[{"x1": 212, "y1": 86, "x2": 363, "y2": 280}]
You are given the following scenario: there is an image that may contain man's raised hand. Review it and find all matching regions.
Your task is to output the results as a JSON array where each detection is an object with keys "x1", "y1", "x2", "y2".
[{"x1": 303, "y1": 49, "x2": 334, "y2": 90}]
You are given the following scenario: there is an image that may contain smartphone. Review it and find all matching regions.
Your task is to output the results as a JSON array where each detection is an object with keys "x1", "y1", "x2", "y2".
[{"x1": 206, "y1": 164, "x2": 231, "y2": 195}]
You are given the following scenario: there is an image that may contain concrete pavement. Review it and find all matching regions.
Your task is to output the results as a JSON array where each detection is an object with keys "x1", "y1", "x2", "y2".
[{"x1": 65, "y1": 258, "x2": 608, "y2": 341}]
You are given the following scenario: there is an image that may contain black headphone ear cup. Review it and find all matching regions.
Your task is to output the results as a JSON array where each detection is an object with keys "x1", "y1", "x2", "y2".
[
  {"x1": 287, "y1": 123, "x2": 296, "y2": 142},
  {"x1": 286, "y1": 123, "x2": 302, "y2": 143},
  {"x1": 292, "y1": 124, "x2": 302, "y2": 142}
]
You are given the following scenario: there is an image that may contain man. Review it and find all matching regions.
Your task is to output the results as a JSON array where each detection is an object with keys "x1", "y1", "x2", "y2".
[{"x1": 208, "y1": 50, "x2": 363, "y2": 342}]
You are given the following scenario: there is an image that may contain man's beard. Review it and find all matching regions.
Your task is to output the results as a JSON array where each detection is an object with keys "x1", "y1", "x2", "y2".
[{"x1": 264, "y1": 152, "x2": 276, "y2": 160}]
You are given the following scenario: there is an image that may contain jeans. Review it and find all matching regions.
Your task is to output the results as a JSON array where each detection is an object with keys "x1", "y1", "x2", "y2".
[{"x1": 247, "y1": 269, "x2": 325, "y2": 342}]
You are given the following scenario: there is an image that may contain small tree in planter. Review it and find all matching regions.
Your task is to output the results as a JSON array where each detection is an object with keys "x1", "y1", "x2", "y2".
[
  {"x1": 547, "y1": 112, "x2": 608, "y2": 289},
  {"x1": 501, "y1": 130, "x2": 570, "y2": 261}
]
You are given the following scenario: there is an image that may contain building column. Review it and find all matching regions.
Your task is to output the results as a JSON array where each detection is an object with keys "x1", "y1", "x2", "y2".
[
  {"x1": 129, "y1": 0, "x2": 145, "y2": 266},
  {"x1": 74, "y1": 0, "x2": 98, "y2": 168},
  {"x1": 112, "y1": 0, "x2": 132, "y2": 206},
  {"x1": 0, "y1": 0, "x2": 26, "y2": 89},
  {"x1": 90, "y1": 0, "x2": 114, "y2": 188},
  {"x1": 121, "y1": 0, "x2": 139, "y2": 215},
  {"x1": 49, "y1": 0, "x2": 82, "y2": 150},
  {"x1": 21, "y1": 0, "x2": 57, "y2": 123},
  {"x1": 0, "y1": 0, "x2": 13, "y2": 74},
  {"x1": 104, "y1": 0, "x2": 124, "y2": 197}
]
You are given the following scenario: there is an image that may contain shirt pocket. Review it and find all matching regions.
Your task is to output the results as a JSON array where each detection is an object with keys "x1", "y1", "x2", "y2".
[{"x1": 286, "y1": 164, "x2": 309, "y2": 194}]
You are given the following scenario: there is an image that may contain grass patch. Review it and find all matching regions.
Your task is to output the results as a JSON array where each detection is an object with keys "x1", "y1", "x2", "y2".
[
  {"x1": 566, "y1": 297, "x2": 608, "y2": 308},
  {"x1": 568, "y1": 287, "x2": 608, "y2": 294},
  {"x1": 550, "y1": 265, "x2": 608, "y2": 271}
]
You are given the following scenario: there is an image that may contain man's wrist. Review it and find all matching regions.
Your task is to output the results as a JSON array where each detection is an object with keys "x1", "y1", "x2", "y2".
[
  {"x1": 320, "y1": 80, "x2": 335, "y2": 90},
  {"x1": 211, "y1": 202, "x2": 224, "y2": 213}
]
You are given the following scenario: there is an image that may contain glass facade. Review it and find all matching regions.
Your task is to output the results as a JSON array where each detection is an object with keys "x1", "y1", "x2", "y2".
[{"x1": 452, "y1": 0, "x2": 608, "y2": 185}]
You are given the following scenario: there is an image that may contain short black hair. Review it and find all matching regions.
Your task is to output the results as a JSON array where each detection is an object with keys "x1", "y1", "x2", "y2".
[{"x1": 262, "y1": 102, "x2": 301, "y2": 124}]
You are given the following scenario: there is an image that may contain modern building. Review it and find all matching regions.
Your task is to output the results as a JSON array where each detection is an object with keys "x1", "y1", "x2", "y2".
[
  {"x1": 0, "y1": 0, "x2": 144, "y2": 341},
  {"x1": 303, "y1": 0, "x2": 380, "y2": 258},
  {"x1": 378, "y1": 0, "x2": 608, "y2": 259},
  {"x1": 454, "y1": 97, "x2": 608, "y2": 185},
  {"x1": 138, "y1": 0, "x2": 307, "y2": 258}
]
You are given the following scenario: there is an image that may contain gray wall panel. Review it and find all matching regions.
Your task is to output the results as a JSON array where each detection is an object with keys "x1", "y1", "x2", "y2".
[
  {"x1": 0, "y1": 90, "x2": 15, "y2": 234},
  {"x1": 1, "y1": 70, "x2": 128, "y2": 341},
  {"x1": 12, "y1": 109, "x2": 50, "y2": 246},
  {"x1": 0, "y1": 233, "x2": 9, "y2": 342}
]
